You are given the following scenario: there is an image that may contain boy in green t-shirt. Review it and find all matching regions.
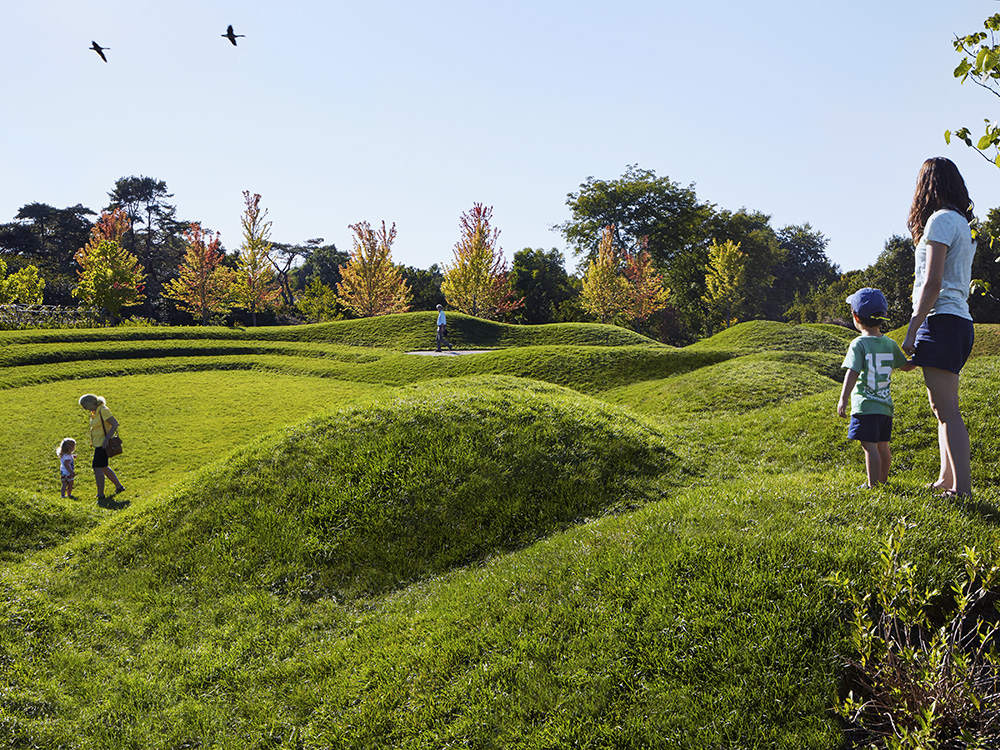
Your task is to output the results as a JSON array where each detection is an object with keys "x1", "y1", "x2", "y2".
[{"x1": 836, "y1": 288, "x2": 914, "y2": 487}]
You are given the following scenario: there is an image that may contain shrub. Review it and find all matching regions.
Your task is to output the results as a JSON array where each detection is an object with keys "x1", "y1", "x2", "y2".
[{"x1": 828, "y1": 519, "x2": 1000, "y2": 749}]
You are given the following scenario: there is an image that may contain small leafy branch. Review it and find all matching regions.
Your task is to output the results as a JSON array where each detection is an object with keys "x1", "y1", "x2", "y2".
[
  {"x1": 827, "y1": 519, "x2": 1000, "y2": 749},
  {"x1": 948, "y1": 14, "x2": 1000, "y2": 167}
]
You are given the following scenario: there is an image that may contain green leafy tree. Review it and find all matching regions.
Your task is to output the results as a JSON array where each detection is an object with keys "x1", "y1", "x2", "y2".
[
  {"x1": 234, "y1": 191, "x2": 280, "y2": 326},
  {"x1": 336, "y1": 220, "x2": 411, "y2": 317},
  {"x1": 164, "y1": 223, "x2": 235, "y2": 325},
  {"x1": 298, "y1": 242, "x2": 349, "y2": 290},
  {"x1": 865, "y1": 235, "x2": 915, "y2": 329},
  {"x1": 785, "y1": 270, "x2": 866, "y2": 326},
  {"x1": 510, "y1": 248, "x2": 579, "y2": 324},
  {"x1": 580, "y1": 226, "x2": 631, "y2": 324},
  {"x1": 705, "y1": 210, "x2": 784, "y2": 321},
  {"x1": 267, "y1": 239, "x2": 320, "y2": 310},
  {"x1": 774, "y1": 224, "x2": 838, "y2": 311},
  {"x1": 441, "y1": 203, "x2": 523, "y2": 320},
  {"x1": 402, "y1": 264, "x2": 445, "y2": 311},
  {"x1": 702, "y1": 239, "x2": 747, "y2": 331},
  {"x1": 968, "y1": 207, "x2": 1000, "y2": 323},
  {"x1": 3, "y1": 203, "x2": 95, "y2": 304},
  {"x1": 785, "y1": 234, "x2": 914, "y2": 328},
  {"x1": 296, "y1": 275, "x2": 341, "y2": 322},
  {"x1": 0, "y1": 257, "x2": 45, "y2": 305},
  {"x1": 559, "y1": 165, "x2": 713, "y2": 267},
  {"x1": 72, "y1": 209, "x2": 146, "y2": 323},
  {"x1": 559, "y1": 166, "x2": 712, "y2": 337}
]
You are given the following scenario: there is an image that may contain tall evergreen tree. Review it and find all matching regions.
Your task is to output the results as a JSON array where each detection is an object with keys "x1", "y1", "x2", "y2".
[{"x1": 105, "y1": 176, "x2": 185, "y2": 316}]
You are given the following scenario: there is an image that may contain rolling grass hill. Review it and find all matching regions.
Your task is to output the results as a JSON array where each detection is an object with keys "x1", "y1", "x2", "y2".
[{"x1": 2, "y1": 315, "x2": 999, "y2": 749}]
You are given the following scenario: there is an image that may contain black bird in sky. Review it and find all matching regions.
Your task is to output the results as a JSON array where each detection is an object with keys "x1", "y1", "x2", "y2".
[
  {"x1": 222, "y1": 25, "x2": 244, "y2": 46},
  {"x1": 90, "y1": 41, "x2": 109, "y2": 62}
]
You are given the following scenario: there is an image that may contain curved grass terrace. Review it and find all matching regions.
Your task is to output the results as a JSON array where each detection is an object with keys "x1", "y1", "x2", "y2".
[{"x1": 1, "y1": 314, "x2": 999, "y2": 749}]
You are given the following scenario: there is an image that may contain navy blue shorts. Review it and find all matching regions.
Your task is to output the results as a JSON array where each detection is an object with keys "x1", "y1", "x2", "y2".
[
  {"x1": 911, "y1": 313, "x2": 974, "y2": 374},
  {"x1": 92, "y1": 447, "x2": 109, "y2": 469},
  {"x1": 848, "y1": 414, "x2": 893, "y2": 443}
]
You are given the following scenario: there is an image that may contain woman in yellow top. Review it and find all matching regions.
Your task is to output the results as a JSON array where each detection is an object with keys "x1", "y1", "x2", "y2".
[{"x1": 79, "y1": 394, "x2": 125, "y2": 506}]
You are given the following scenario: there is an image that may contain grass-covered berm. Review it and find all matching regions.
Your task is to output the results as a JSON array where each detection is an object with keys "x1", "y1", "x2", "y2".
[{"x1": 1, "y1": 313, "x2": 1000, "y2": 749}]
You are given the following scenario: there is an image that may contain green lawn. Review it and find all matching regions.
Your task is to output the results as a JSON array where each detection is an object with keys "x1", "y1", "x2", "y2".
[{"x1": 1, "y1": 315, "x2": 998, "y2": 749}]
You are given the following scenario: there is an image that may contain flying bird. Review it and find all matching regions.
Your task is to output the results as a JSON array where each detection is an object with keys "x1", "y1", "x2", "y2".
[
  {"x1": 222, "y1": 25, "x2": 244, "y2": 46},
  {"x1": 90, "y1": 41, "x2": 109, "y2": 62}
]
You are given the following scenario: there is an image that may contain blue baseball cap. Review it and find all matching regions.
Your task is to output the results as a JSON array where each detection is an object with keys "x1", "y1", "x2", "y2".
[{"x1": 845, "y1": 287, "x2": 888, "y2": 319}]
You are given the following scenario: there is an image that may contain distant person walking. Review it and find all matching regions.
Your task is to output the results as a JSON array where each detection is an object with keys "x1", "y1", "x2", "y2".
[
  {"x1": 79, "y1": 394, "x2": 125, "y2": 506},
  {"x1": 435, "y1": 304, "x2": 453, "y2": 352},
  {"x1": 901, "y1": 157, "x2": 976, "y2": 498}
]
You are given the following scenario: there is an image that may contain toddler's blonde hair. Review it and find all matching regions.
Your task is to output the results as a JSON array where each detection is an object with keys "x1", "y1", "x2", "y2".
[{"x1": 57, "y1": 437, "x2": 76, "y2": 456}]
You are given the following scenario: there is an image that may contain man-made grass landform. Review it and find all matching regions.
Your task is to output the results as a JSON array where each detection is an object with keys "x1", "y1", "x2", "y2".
[{"x1": 1, "y1": 312, "x2": 999, "y2": 749}]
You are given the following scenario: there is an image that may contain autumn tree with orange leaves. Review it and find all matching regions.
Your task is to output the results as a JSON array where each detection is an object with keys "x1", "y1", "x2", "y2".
[
  {"x1": 164, "y1": 223, "x2": 235, "y2": 325},
  {"x1": 623, "y1": 238, "x2": 671, "y2": 322},
  {"x1": 441, "y1": 203, "x2": 522, "y2": 320},
  {"x1": 73, "y1": 208, "x2": 146, "y2": 323},
  {"x1": 582, "y1": 226, "x2": 670, "y2": 325},
  {"x1": 336, "y1": 220, "x2": 411, "y2": 317}
]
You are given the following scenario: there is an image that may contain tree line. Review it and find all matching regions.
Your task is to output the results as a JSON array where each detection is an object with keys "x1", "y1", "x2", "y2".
[{"x1": 4, "y1": 168, "x2": 1000, "y2": 341}]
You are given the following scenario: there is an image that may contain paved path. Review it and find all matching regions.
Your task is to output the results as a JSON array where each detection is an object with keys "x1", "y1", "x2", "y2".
[{"x1": 406, "y1": 350, "x2": 493, "y2": 356}]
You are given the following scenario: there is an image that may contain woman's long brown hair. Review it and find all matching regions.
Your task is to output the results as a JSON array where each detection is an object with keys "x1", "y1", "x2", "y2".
[{"x1": 907, "y1": 157, "x2": 974, "y2": 243}]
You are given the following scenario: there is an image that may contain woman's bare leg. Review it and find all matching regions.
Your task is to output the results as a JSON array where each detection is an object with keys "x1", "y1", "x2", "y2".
[{"x1": 923, "y1": 366, "x2": 971, "y2": 495}]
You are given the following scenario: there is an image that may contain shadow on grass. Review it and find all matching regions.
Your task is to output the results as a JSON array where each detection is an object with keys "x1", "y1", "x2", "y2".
[
  {"x1": 948, "y1": 493, "x2": 1000, "y2": 525},
  {"x1": 98, "y1": 496, "x2": 131, "y2": 511}
]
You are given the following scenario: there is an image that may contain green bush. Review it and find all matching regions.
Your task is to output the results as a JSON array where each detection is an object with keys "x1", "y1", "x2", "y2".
[{"x1": 828, "y1": 519, "x2": 1000, "y2": 749}]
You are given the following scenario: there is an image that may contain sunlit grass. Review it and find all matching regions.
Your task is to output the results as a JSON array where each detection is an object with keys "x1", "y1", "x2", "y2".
[{"x1": 2, "y1": 319, "x2": 1000, "y2": 749}]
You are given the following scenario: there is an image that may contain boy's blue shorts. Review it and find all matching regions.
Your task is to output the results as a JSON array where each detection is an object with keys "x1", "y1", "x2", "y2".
[
  {"x1": 911, "y1": 313, "x2": 974, "y2": 374},
  {"x1": 848, "y1": 414, "x2": 893, "y2": 443}
]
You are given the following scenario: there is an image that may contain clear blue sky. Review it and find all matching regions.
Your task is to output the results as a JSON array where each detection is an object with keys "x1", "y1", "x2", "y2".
[{"x1": 3, "y1": 1, "x2": 997, "y2": 274}]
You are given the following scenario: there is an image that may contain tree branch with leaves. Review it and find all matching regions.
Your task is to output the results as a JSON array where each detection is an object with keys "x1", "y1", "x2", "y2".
[{"x1": 947, "y1": 13, "x2": 1000, "y2": 167}]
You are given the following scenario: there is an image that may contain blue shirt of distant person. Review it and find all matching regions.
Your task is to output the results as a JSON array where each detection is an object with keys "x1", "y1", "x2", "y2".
[{"x1": 435, "y1": 304, "x2": 452, "y2": 352}]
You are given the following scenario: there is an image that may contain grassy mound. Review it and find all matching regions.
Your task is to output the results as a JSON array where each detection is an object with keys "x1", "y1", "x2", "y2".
[
  {"x1": 688, "y1": 320, "x2": 855, "y2": 355},
  {"x1": 0, "y1": 338, "x2": 730, "y2": 395},
  {"x1": 97, "y1": 377, "x2": 687, "y2": 601},
  {"x1": 600, "y1": 351, "x2": 842, "y2": 418},
  {"x1": 0, "y1": 489, "x2": 99, "y2": 561},
  {"x1": 0, "y1": 313, "x2": 656, "y2": 352},
  {"x1": 971, "y1": 323, "x2": 1000, "y2": 357}
]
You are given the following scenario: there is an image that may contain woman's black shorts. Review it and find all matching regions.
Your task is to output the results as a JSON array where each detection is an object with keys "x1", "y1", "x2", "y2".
[
  {"x1": 911, "y1": 313, "x2": 975, "y2": 374},
  {"x1": 92, "y1": 447, "x2": 109, "y2": 469}
]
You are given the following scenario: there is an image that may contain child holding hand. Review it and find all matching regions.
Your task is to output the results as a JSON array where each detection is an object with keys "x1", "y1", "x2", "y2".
[
  {"x1": 57, "y1": 437, "x2": 76, "y2": 498},
  {"x1": 837, "y1": 288, "x2": 914, "y2": 487}
]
